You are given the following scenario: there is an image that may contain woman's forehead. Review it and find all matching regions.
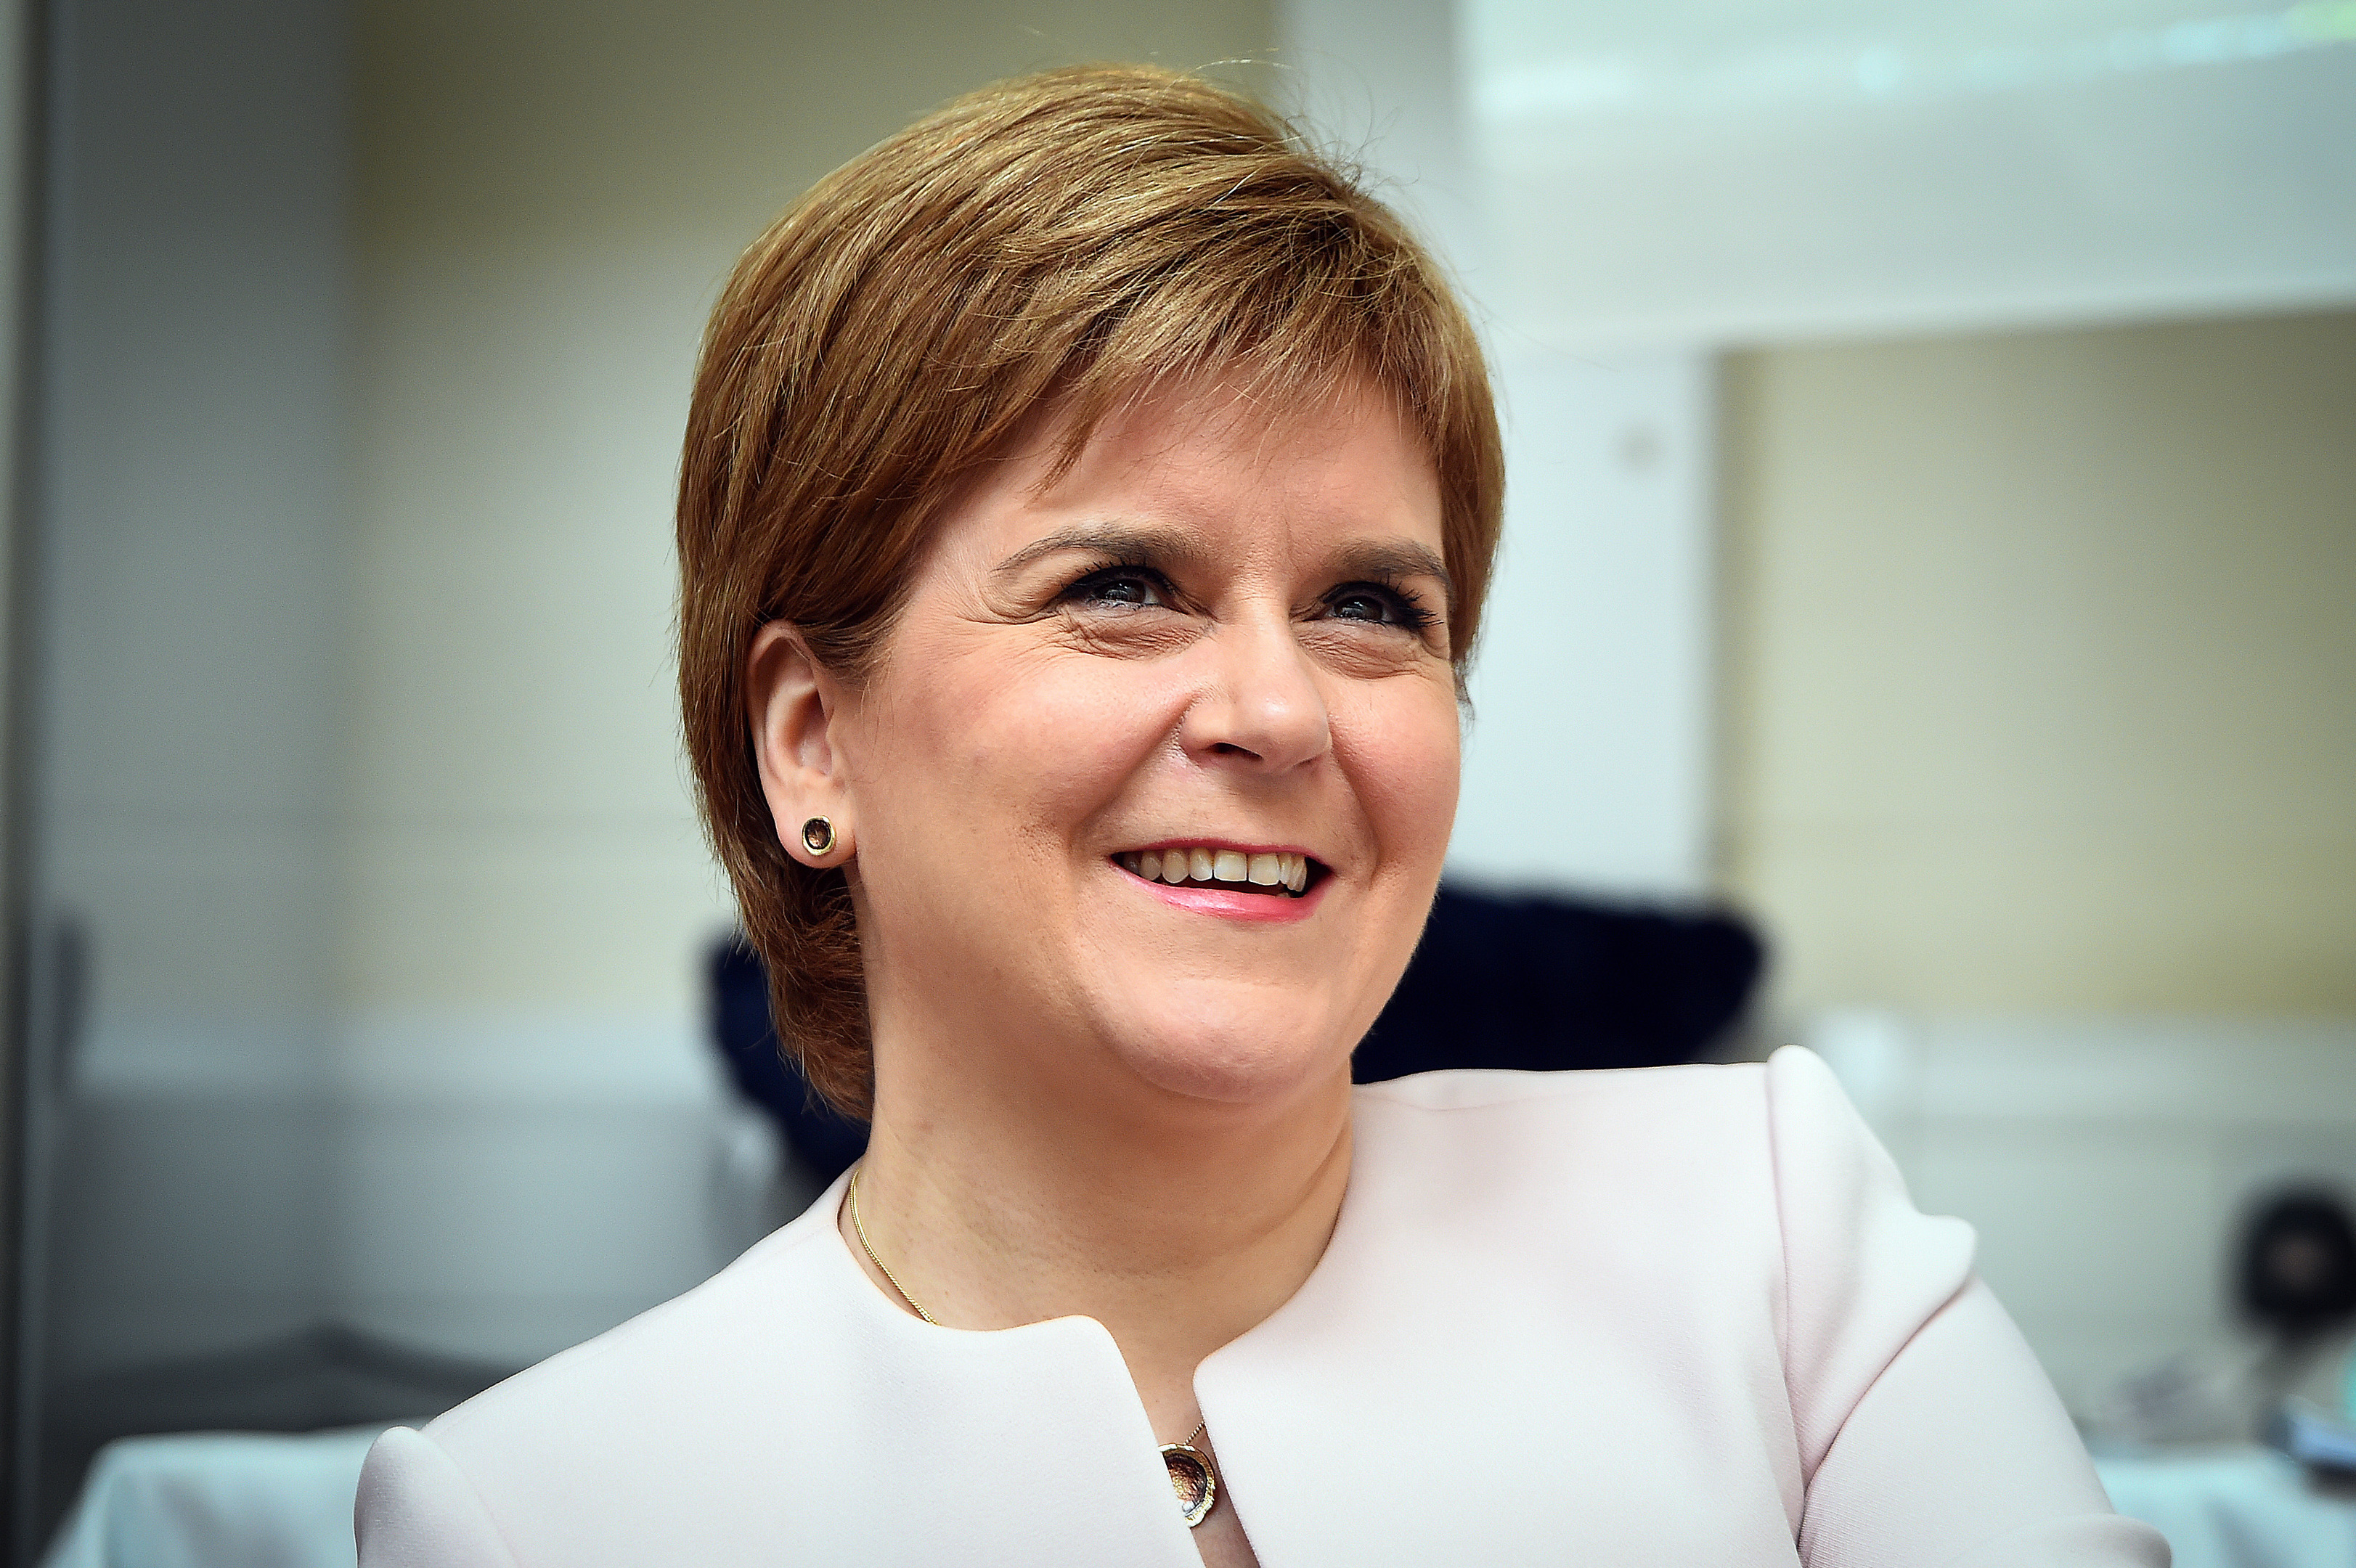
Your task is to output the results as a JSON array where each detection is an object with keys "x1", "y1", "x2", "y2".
[
  {"x1": 1042, "y1": 366, "x2": 1419, "y2": 475},
  {"x1": 995, "y1": 378, "x2": 1441, "y2": 539}
]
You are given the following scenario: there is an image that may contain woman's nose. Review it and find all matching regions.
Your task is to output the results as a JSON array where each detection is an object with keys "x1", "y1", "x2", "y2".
[{"x1": 1179, "y1": 614, "x2": 1332, "y2": 772}]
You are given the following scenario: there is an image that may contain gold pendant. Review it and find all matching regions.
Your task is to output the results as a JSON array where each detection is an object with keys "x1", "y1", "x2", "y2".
[{"x1": 1160, "y1": 1442, "x2": 1218, "y2": 1527}]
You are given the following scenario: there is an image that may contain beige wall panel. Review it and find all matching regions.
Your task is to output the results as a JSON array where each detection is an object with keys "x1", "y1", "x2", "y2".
[{"x1": 1722, "y1": 312, "x2": 2356, "y2": 1013}]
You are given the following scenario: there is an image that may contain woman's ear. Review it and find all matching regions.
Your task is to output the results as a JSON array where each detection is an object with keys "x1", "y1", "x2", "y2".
[{"x1": 745, "y1": 623, "x2": 855, "y2": 867}]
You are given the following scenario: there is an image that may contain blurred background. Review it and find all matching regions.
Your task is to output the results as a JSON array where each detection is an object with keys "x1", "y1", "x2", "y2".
[{"x1": 0, "y1": 0, "x2": 2349, "y2": 1561}]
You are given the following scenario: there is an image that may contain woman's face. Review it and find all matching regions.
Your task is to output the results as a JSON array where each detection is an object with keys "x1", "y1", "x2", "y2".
[{"x1": 813, "y1": 378, "x2": 1459, "y2": 1111}]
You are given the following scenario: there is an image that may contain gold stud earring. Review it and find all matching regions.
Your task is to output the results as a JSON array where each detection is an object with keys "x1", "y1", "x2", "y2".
[{"x1": 801, "y1": 816, "x2": 836, "y2": 856}]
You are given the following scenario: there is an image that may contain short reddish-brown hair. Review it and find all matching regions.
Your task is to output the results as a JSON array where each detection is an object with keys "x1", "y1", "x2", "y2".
[{"x1": 677, "y1": 65, "x2": 1503, "y2": 1118}]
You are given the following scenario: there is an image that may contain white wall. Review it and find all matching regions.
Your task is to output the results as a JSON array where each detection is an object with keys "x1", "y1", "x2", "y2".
[
  {"x1": 1454, "y1": 350, "x2": 1716, "y2": 896},
  {"x1": 1464, "y1": 0, "x2": 2356, "y2": 346}
]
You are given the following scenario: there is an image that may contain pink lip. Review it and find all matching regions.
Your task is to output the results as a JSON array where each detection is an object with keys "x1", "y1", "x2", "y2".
[{"x1": 1133, "y1": 875, "x2": 1328, "y2": 923}]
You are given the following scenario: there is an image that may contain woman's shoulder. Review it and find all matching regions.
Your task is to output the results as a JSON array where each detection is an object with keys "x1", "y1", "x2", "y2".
[
  {"x1": 1345, "y1": 1047, "x2": 1971, "y2": 1287},
  {"x1": 1345, "y1": 1055, "x2": 1777, "y2": 1225},
  {"x1": 1350, "y1": 1045, "x2": 1887, "y2": 1169},
  {"x1": 1350, "y1": 1049, "x2": 1979, "y2": 1408}
]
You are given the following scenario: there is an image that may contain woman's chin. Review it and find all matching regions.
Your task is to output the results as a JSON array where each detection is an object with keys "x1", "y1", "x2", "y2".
[{"x1": 1096, "y1": 1000, "x2": 1360, "y2": 1108}]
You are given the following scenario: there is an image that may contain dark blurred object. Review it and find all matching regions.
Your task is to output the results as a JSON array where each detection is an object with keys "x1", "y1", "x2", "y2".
[
  {"x1": 708, "y1": 886, "x2": 1766, "y2": 1185},
  {"x1": 709, "y1": 938, "x2": 870, "y2": 1183},
  {"x1": 1350, "y1": 886, "x2": 1764, "y2": 1085},
  {"x1": 2088, "y1": 1188, "x2": 2356, "y2": 1449},
  {"x1": 2238, "y1": 1189, "x2": 2356, "y2": 1340}
]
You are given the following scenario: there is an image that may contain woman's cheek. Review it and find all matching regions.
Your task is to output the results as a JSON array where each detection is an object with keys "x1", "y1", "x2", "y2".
[
  {"x1": 967, "y1": 662, "x2": 1186, "y2": 827},
  {"x1": 1043, "y1": 659, "x2": 1190, "y2": 751},
  {"x1": 1336, "y1": 680, "x2": 1461, "y2": 850}
]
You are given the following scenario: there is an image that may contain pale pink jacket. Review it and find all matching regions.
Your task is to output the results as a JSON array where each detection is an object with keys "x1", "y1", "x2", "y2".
[{"x1": 355, "y1": 1048, "x2": 2168, "y2": 1566}]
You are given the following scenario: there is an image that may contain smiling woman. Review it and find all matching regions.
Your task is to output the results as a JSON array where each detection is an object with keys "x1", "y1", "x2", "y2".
[
  {"x1": 353, "y1": 66, "x2": 2167, "y2": 1568},
  {"x1": 679, "y1": 66, "x2": 1499, "y2": 1128}
]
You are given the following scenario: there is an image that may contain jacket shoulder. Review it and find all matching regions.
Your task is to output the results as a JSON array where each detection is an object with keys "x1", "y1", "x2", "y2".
[
  {"x1": 357, "y1": 1425, "x2": 518, "y2": 1568},
  {"x1": 1344, "y1": 1056, "x2": 1784, "y2": 1259}
]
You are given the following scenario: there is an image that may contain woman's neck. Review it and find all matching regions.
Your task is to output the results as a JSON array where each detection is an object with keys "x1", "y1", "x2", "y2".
[{"x1": 839, "y1": 1023, "x2": 1354, "y2": 1414}]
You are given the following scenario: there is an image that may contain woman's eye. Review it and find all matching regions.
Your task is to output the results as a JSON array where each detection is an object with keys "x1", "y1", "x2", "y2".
[
  {"x1": 1064, "y1": 568, "x2": 1169, "y2": 611},
  {"x1": 1324, "y1": 583, "x2": 1432, "y2": 630}
]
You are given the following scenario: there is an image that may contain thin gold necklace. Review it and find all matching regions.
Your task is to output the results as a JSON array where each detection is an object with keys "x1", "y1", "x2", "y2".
[{"x1": 845, "y1": 1164, "x2": 1222, "y2": 1528}]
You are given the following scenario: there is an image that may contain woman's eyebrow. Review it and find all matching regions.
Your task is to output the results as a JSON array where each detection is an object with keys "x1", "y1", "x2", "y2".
[
  {"x1": 992, "y1": 524, "x2": 1207, "y2": 579},
  {"x1": 1330, "y1": 540, "x2": 1452, "y2": 598},
  {"x1": 993, "y1": 527, "x2": 1451, "y2": 599}
]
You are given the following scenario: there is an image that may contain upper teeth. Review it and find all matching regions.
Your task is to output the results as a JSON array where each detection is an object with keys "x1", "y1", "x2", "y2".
[{"x1": 1120, "y1": 847, "x2": 1311, "y2": 894}]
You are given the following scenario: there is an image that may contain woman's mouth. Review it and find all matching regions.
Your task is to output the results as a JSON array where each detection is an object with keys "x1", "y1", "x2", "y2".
[{"x1": 1114, "y1": 846, "x2": 1320, "y2": 897}]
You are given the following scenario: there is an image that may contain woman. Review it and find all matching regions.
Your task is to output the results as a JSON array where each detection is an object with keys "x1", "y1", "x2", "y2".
[{"x1": 356, "y1": 67, "x2": 2166, "y2": 1567}]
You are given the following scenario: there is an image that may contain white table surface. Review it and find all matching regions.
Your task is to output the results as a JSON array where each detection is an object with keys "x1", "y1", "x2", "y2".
[
  {"x1": 42, "y1": 1426, "x2": 396, "y2": 1568},
  {"x1": 2098, "y1": 1445, "x2": 2356, "y2": 1568}
]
